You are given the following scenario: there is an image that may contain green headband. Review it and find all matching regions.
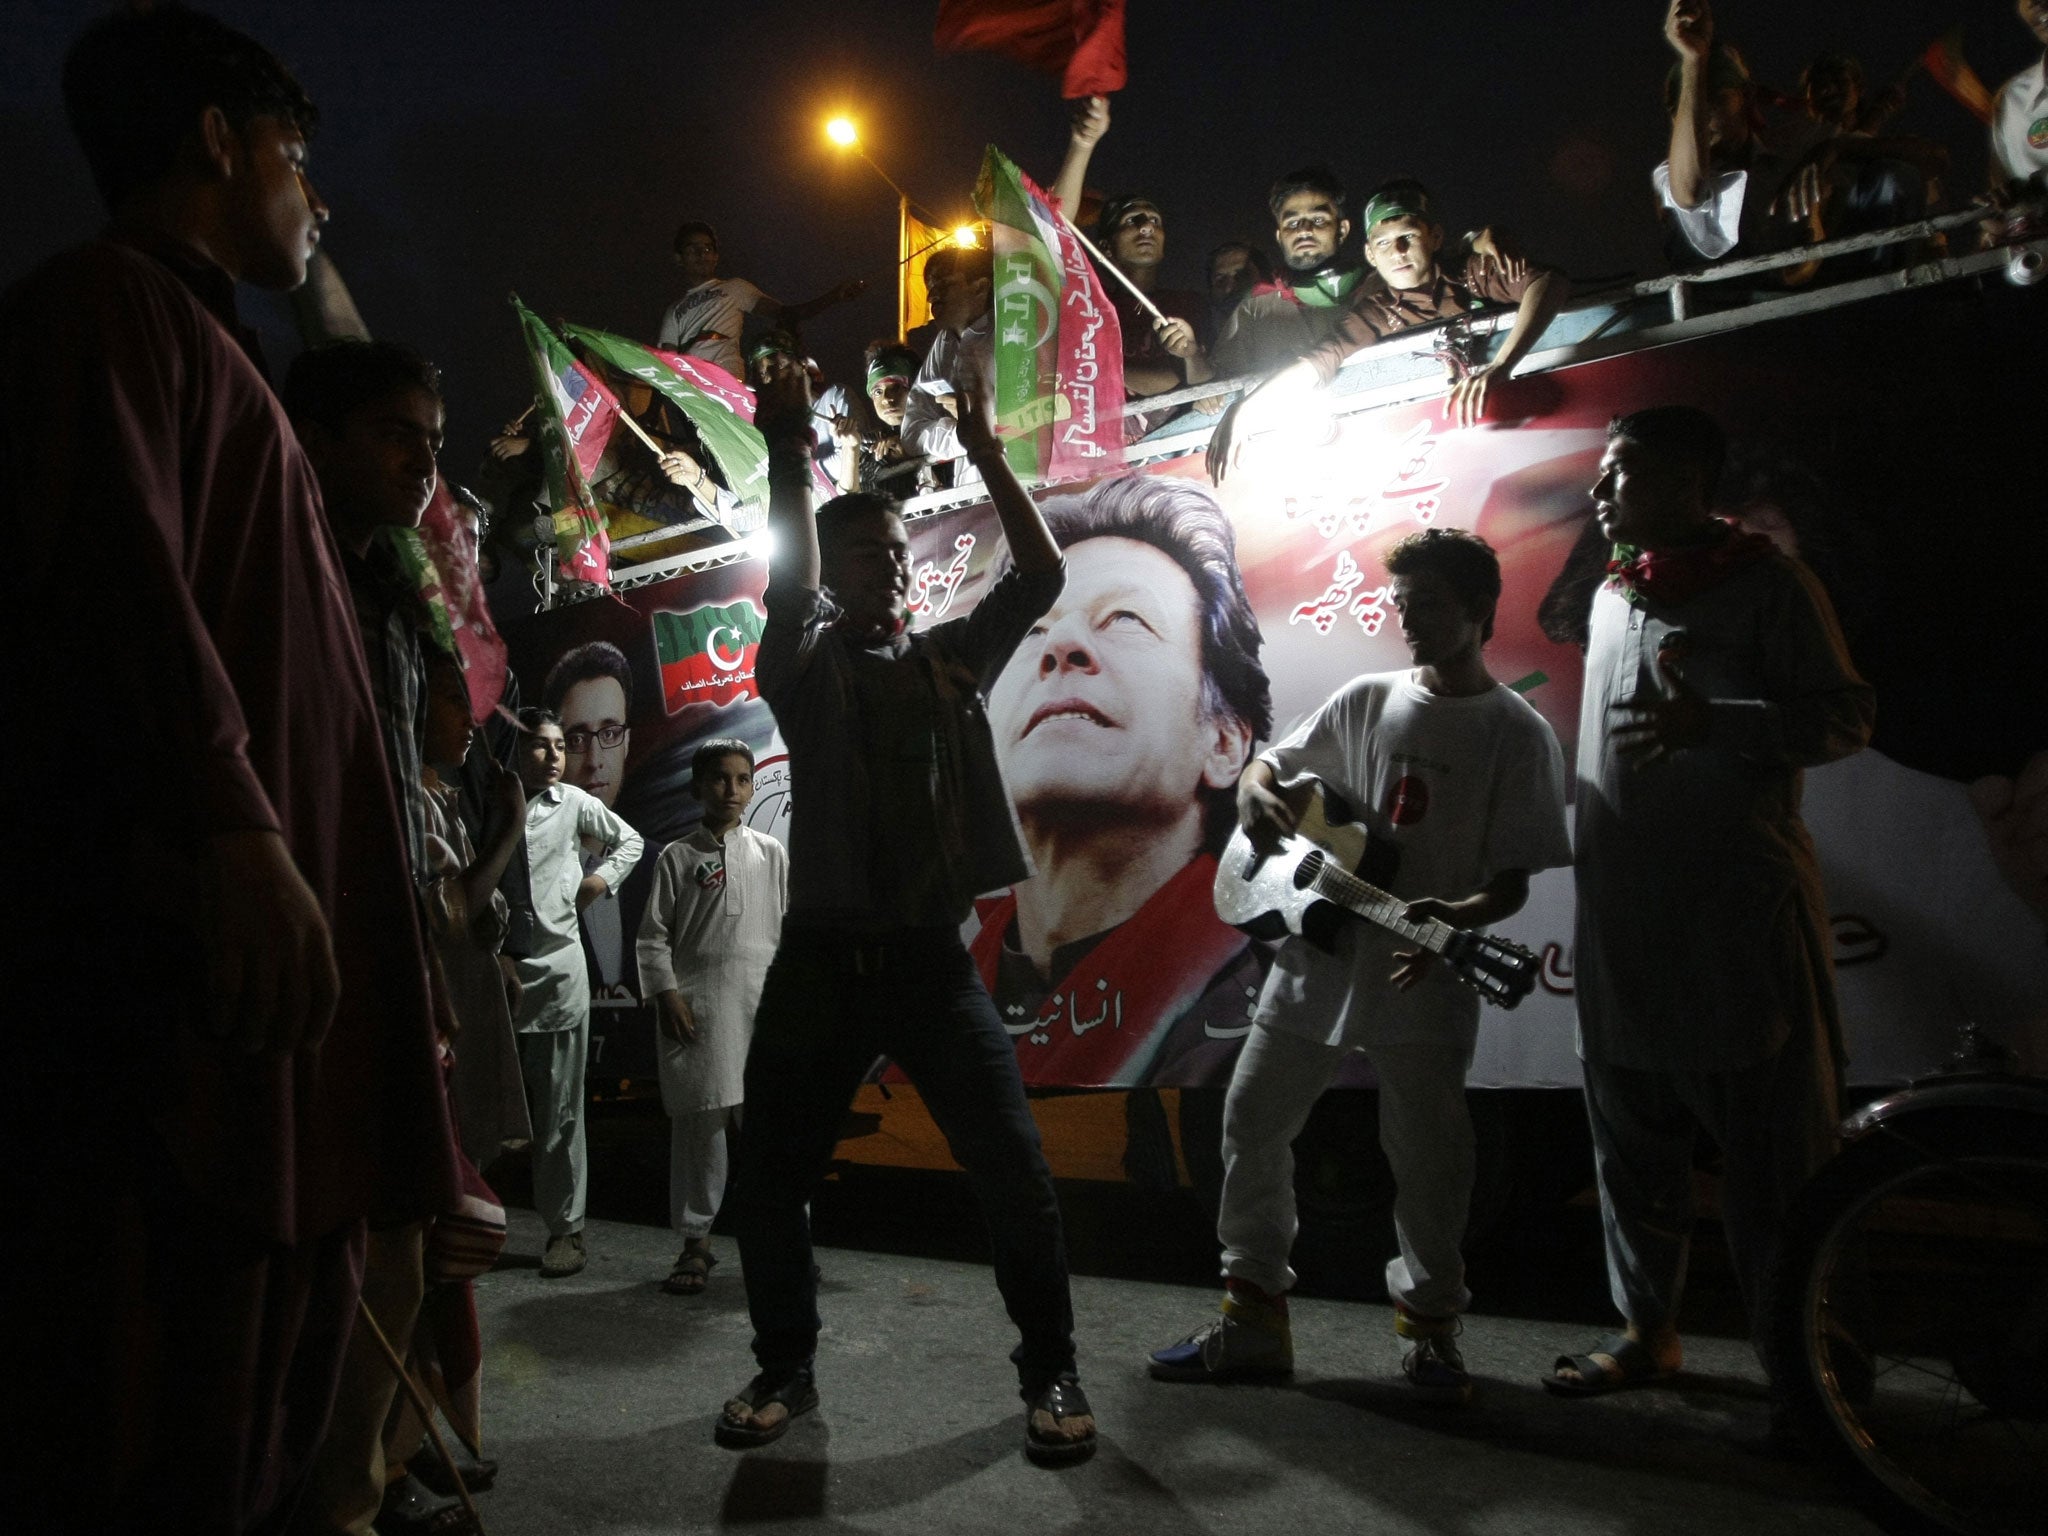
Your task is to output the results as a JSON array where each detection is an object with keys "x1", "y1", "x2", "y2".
[
  {"x1": 866, "y1": 352, "x2": 916, "y2": 391},
  {"x1": 1361, "y1": 191, "x2": 1433, "y2": 236},
  {"x1": 747, "y1": 331, "x2": 800, "y2": 363}
]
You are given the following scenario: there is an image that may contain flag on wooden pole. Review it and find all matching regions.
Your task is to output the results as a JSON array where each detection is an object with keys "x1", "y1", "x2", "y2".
[
  {"x1": 974, "y1": 144, "x2": 1124, "y2": 482},
  {"x1": 510, "y1": 296, "x2": 616, "y2": 587}
]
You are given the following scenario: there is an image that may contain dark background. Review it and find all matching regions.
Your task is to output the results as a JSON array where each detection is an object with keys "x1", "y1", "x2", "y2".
[{"x1": 4, "y1": 1, "x2": 2037, "y2": 468}]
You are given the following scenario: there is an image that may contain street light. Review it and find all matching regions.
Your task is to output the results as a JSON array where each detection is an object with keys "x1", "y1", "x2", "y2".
[{"x1": 824, "y1": 113, "x2": 952, "y2": 341}]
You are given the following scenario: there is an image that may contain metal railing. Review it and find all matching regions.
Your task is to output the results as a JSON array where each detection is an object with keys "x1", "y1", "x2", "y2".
[{"x1": 536, "y1": 203, "x2": 2038, "y2": 607}]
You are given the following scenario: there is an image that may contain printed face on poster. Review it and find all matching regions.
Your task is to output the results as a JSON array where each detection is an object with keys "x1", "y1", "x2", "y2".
[{"x1": 503, "y1": 300, "x2": 2048, "y2": 1090}]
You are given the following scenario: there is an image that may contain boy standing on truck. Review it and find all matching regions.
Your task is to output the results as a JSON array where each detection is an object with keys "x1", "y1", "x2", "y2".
[
  {"x1": 1148, "y1": 529, "x2": 1571, "y2": 1405},
  {"x1": 635, "y1": 738, "x2": 787, "y2": 1296}
]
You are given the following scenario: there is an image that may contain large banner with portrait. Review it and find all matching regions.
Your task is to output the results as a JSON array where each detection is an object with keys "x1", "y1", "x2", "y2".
[{"x1": 503, "y1": 279, "x2": 2047, "y2": 1092}]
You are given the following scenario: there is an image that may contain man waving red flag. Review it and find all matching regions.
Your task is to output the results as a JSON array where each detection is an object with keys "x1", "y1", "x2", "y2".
[{"x1": 935, "y1": 0, "x2": 1127, "y2": 98}]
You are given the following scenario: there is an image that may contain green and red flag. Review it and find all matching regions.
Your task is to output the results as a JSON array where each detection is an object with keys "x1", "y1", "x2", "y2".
[
  {"x1": 1921, "y1": 28, "x2": 1994, "y2": 125},
  {"x1": 973, "y1": 144, "x2": 1124, "y2": 483},
  {"x1": 560, "y1": 323, "x2": 772, "y2": 533},
  {"x1": 511, "y1": 295, "x2": 615, "y2": 587},
  {"x1": 651, "y1": 596, "x2": 766, "y2": 711},
  {"x1": 388, "y1": 482, "x2": 509, "y2": 724}
]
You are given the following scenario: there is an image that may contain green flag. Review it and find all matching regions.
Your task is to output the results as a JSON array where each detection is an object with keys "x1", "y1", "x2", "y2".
[
  {"x1": 973, "y1": 145, "x2": 1125, "y2": 482},
  {"x1": 560, "y1": 323, "x2": 770, "y2": 532},
  {"x1": 510, "y1": 295, "x2": 613, "y2": 586}
]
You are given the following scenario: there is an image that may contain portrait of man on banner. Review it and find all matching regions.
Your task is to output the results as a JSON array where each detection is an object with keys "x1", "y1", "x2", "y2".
[
  {"x1": 977, "y1": 474, "x2": 1274, "y2": 1086},
  {"x1": 515, "y1": 570, "x2": 783, "y2": 1089}
]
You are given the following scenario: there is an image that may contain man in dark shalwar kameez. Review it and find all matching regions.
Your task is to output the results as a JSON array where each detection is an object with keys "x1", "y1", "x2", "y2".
[{"x1": 0, "y1": 8, "x2": 457, "y2": 1532}]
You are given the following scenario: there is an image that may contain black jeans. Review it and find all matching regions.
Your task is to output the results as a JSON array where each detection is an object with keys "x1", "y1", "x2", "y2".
[{"x1": 727, "y1": 926, "x2": 1077, "y2": 1394}]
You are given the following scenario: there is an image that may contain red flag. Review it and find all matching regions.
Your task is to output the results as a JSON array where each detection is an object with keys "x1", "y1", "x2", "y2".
[
  {"x1": 417, "y1": 484, "x2": 510, "y2": 724},
  {"x1": 1920, "y1": 28, "x2": 1994, "y2": 126},
  {"x1": 935, "y1": 0, "x2": 1127, "y2": 98}
]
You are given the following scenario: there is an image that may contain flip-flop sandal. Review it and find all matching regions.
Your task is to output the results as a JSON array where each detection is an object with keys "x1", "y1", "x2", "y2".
[
  {"x1": 378, "y1": 1472, "x2": 479, "y2": 1536},
  {"x1": 415, "y1": 1454, "x2": 497, "y2": 1498},
  {"x1": 663, "y1": 1246, "x2": 718, "y2": 1295},
  {"x1": 1023, "y1": 1375, "x2": 1097, "y2": 1466},
  {"x1": 1543, "y1": 1332, "x2": 1677, "y2": 1397},
  {"x1": 715, "y1": 1370, "x2": 820, "y2": 1449}
]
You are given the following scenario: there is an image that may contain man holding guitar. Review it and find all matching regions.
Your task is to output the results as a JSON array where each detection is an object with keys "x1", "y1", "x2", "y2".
[{"x1": 1149, "y1": 529, "x2": 1570, "y2": 1405}]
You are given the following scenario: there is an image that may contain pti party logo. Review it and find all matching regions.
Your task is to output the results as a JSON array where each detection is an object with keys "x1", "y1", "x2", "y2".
[
  {"x1": 1386, "y1": 774, "x2": 1431, "y2": 826},
  {"x1": 653, "y1": 598, "x2": 764, "y2": 712}
]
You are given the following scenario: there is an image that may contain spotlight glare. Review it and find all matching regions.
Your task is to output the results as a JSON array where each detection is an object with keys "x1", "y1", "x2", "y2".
[
  {"x1": 825, "y1": 117, "x2": 858, "y2": 147},
  {"x1": 953, "y1": 225, "x2": 979, "y2": 248}
]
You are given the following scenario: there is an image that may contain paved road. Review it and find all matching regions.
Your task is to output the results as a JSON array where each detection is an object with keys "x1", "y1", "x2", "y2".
[{"x1": 466, "y1": 1207, "x2": 1877, "y2": 1536}]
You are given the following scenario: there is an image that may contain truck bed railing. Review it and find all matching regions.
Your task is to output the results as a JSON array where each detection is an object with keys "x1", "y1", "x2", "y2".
[{"x1": 546, "y1": 205, "x2": 2033, "y2": 605}]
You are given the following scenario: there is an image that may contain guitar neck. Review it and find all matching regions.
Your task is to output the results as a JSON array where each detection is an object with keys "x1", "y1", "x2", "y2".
[{"x1": 1309, "y1": 861, "x2": 1455, "y2": 952}]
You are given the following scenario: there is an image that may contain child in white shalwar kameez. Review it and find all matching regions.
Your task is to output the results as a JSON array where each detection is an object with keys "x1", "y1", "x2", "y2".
[{"x1": 635, "y1": 739, "x2": 787, "y2": 1293}]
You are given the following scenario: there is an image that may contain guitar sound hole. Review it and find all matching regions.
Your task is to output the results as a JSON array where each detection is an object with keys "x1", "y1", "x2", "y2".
[{"x1": 1294, "y1": 850, "x2": 1325, "y2": 889}]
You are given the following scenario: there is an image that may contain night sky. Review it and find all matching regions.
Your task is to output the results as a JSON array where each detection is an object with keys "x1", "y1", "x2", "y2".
[{"x1": 5, "y1": 2, "x2": 2037, "y2": 469}]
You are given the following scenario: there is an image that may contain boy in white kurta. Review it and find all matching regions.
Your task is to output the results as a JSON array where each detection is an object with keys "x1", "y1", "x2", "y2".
[{"x1": 636, "y1": 739, "x2": 788, "y2": 1294}]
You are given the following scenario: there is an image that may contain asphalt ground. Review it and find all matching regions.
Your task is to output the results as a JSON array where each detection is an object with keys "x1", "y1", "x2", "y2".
[{"x1": 458, "y1": 1101, "x2": 1877, "y2": 1536}]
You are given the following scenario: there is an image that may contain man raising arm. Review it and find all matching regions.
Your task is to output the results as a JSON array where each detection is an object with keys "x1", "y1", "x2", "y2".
[{"x1": 713, "y1": 354, "x2": 1096, "y2": 1466}]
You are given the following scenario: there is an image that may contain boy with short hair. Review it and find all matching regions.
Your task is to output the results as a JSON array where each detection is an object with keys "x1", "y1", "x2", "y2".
[
  {"x1": 1300, "y1": 181, "x2": 1570, "y2": 425},
  {"x1": 1209, "y1": 183, "x2": 1568, "y2": 479},
  {"x1": 636, "y1": 738, "x2": 788, "y2": 1295},
  {"x1": 511, "y1": 706, "x2": 643, "y2": 1278},
  {"x1": 1149, "y1": 528, "x2": 1571, "y2": 1405}
]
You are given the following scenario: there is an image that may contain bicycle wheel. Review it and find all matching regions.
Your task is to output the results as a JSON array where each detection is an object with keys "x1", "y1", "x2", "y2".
[{"x1": 1769, "y1": 1105, "x2": 2048, "y2": 1536}]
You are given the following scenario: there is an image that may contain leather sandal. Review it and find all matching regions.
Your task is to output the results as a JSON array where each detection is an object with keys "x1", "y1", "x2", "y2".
[
  {"x1": 1543, "y1": 1332, "x2": 1678, "y2": 1397},
  {"x1": 715, "y1": 1369, "x2": 819, "y2": 1449},
  {"x1": 1023, "y1": 1374, "x2": 1097, "y2": 1465},
  {"x1": 663, "y1": 1244, "x2": 717, "y2": 1295}
]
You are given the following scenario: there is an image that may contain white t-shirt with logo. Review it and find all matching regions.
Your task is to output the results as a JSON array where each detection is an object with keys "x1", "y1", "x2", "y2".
[
  {"x1": 1253, "y1": 670, "x2": 1571, "y2": 1050},
  {"x1": 1992, "y1": 56, "x2": 2048, "y2": 194},
  {"x1": 658, "y1": 277, "x2": 772, "y2": 378}
]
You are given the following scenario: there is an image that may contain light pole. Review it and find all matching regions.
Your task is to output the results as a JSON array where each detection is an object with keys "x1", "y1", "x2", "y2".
[{"x1": 824, "y1": 115, "x2": 970, "y2": 340}]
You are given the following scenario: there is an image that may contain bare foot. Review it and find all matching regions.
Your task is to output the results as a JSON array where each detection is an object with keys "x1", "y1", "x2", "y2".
[
  {"x1": 723, "y1": 1397, "x2": 789, "y2": 1435},
  {"x1": 1029, "y1": 1406, "x2": 1096, "y2": 1444}
]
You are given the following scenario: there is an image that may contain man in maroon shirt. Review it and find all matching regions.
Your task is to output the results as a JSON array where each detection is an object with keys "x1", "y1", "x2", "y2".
[{"x1": 0, "y1": 8, "x2": 455, "y2": 1532}]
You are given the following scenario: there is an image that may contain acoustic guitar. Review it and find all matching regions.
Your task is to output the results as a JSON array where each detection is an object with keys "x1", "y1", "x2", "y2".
[{"x1": 1211, "y1": 780, "x2": 1540, "y2": 1010}]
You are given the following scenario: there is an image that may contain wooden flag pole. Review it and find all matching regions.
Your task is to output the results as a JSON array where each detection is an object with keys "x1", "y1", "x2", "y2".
[
  {"x1": 612, "y1": 407, "x2": 666, "y2": 457},
  {"x1": 1058, "y1": 213, "x2": 1171, "y2": 328}
]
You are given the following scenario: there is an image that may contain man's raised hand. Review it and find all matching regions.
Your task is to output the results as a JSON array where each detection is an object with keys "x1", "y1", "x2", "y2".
[
  {"x1": 1664, "y1": 0, "x2": 1712, "y2": 61},
  {"x1": 754, "y1": 352, "x2": 814, "y2": 435},
  {"x1": 1070, "y1": 95, "x2": 1110, "y2": 149},
  {"x1": 954, "y1": 380, "x2": 1002, "y2": 459}
]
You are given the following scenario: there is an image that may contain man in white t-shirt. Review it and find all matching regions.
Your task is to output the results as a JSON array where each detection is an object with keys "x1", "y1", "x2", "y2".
[
  {"x1": 1993, "y1": 0, "x2": 2048, "y2": 199},
  {"x1": 657, "y1": 221, "x2": 865, "y2": 380},
  {"x1": 902, "y1": 244, "x2": 995, "y2": 484},
  {"x1": 1148, "y1": 529, "x2": 1571, "y2": 1406}
]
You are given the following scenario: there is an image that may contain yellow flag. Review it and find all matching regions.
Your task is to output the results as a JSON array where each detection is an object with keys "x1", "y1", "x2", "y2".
[{"x1": 900, "y1": 208, "x2": 952, "y2": 340}]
